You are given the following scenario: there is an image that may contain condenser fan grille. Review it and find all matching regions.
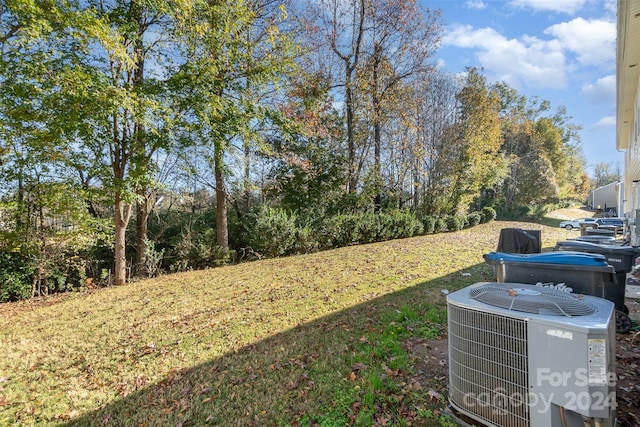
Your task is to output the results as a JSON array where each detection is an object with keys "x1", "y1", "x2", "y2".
[
  {"x1": 469, "y1": 284, "x2": 596, "y2": 317},
  {"x1": 449, "y1": 304, "x2": 530, "y2": 427}
]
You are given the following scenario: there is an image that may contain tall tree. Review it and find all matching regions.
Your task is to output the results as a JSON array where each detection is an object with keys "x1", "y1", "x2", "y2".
[
  {"x1": 411, "y1": 70, "x2": 459, "y2": 214},
  {"x1": 172, "y1": 0, "x2": 297, "y2": 252},
  {"x1": 61, "y1": 0, "x2": 176, "y2": 285},
  {"x1": 442, "y1": 68, "x2": 505, "y2": 214},
  {"x1": 358, "y1": 0, "x2": 441, "y2": 208},
  {"x1": 307, "y1": 0, "x2": 441, "y2": 200},
  {"x1": 592, "y1": 162, "x2": 621, "y2": 188},
  {"x1": 306, "y1": 0, "x2": 366, "y2": 193},
  {"x1": 266, "y1": 71, "x2": 346, "y2": 211},
  {"x1": 494, "y1": 80, "x2": 589, "y2": 209}
]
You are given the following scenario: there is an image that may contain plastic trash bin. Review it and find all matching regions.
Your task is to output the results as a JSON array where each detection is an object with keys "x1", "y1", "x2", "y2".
[
  {"x1": 580, "y1": 223, "x2": 598, "y2": 235},
  {"x1": 483, "y1": 251, "x2": 631, "y2": 333},
  {"x1": 570, "y1": 235, "x2": 618, "y2": 244},
  {"x1": 585, "y1": 228, "x2": 616, "y2": 237},
  {"x1": 554, "y1": 240, "x2": 638, "y2": 286}
]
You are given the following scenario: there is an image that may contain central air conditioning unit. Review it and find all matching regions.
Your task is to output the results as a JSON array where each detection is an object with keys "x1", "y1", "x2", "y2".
[{"x1": 447, "y1": 282, "x2": 616, "y2": 427}]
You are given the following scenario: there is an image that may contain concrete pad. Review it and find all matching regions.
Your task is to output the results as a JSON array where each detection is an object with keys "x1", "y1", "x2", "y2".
[{"x1": 625, "y1": 284, "x2": 640, "y2": 299}]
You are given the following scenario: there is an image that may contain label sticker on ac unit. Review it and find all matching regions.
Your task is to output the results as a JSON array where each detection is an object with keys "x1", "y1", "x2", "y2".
[
  {"x1": 588, "y1": 339, "x2": 607, "y2": 385},
  {"x1": 546, "y1": 329, "x2": 573, "y2": 340}
]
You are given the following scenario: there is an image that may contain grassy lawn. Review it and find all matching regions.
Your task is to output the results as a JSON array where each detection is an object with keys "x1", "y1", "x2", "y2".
[{"x1": 0, "y1": 219, "x2": 574, "y2": 426}]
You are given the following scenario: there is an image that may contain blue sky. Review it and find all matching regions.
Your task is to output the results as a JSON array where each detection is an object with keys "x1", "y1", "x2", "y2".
[{"x1": 424, "y1": 0, "x2": 622, "y2": 176}]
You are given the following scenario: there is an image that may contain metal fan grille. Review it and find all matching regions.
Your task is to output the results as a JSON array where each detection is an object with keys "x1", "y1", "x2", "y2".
[
  {"x1": 469, "y1": 284, "x2": 596, "y2": 317},
  {"x1": 449, "y1": 304, "x2": 530, "y2": 427}
]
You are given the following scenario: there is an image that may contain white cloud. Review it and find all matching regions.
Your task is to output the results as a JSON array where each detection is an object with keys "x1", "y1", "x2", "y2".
[
  {"x1": 582, "y1": 75, "x2": 615, "y2": 104},
  {"x1": 508, "y1": 0, "x2": 590, "y2": 15},
  {"x1": 544, "y1": 18, "x2": 616, "y2": 67},
  {"x1": 441, "y1": 13, "x2": 615, "y2": 90},
  {"x1": 465, "y1": 0, "x2": 486, "y2": 10},
  {"x1": 443, "y1": 25, "x2": 566, "y2": 89},
  {"x1": 603, "y1": 1, "x2": 617, "y2": 15},
  {"x1": 592, "y1": 116, "x2": 615, "y2": 129}
]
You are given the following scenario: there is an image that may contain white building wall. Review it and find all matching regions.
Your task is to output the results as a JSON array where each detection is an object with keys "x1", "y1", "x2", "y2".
[
  {"x1": 624, "y1": 82, "x2": 640, "y2": 218},
  {"x1": 590, "y1": 181, "x2": 622, "y2": 213}
]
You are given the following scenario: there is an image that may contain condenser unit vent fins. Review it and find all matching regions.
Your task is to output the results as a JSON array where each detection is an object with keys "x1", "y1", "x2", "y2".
[
  {"x1": 469, "y1": 284, "x2": 596, "y2": 317},
  {"x1": 449, "y1": 305, "x2": 530, "y2": 427}
]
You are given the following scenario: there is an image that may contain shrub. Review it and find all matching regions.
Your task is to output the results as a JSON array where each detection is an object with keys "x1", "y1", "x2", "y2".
[
  {"x1": 466, "y1": 212, "x2": 482, "y2": 227},
  {"x1": 0, "y1": 251, "x2": 33, "y2": 302},
  {"x1": 420, "y1": 216, "x2": 436, "y2": 234},
  {"x1": 381, "y1": 209, "x2": 423, "y2": 239},
  {"x1": 249, "y1": 207, "x2": 299, "y2": 257},
  {"x1": 325, "y1": 214, "x2": 363, "y2": 247},
  {"x1": 497, "y1": 205, "x2": 530, "y2": 220},
  {"x1": 294, "y1": 223, "x2": 320, "y2": 254},
  {"x1": 433, "y1": 217, "x2": 447, "y2": 233},
  {"x1": 172, "y1": 227, "x2": 234, "y2": 271},
  {"x1": 481, "y1": 207, "x2": 497, "y2": 223},
  {"x1": 445, "y1": 215, "x2": 465, "y2": 232},
  {"x1": 358, "y1": 212, "x2": 382, "y2": 243}
]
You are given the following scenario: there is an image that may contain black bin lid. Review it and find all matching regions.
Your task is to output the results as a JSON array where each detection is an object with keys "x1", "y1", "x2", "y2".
[{"x1": 555, "y1": 240, "x2": 637, "y2": 254}]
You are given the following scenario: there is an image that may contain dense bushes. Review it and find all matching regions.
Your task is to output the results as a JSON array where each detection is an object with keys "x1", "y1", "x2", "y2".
[
  {"x1": 445, "y1": 215, "x2": 465, "y2": 232},
  {"x1": 0, "y1": 205, "x2": 495, "y2": 302},
  {"x1": 249, "y1": 208, "x2": 300, "y2": 257},
  {"x1": 248, "y1": 208, "x2": 425, "y2": 255},
  {"x1": 467, "y1": 211, "x2": 482, "y2": 226},
  {"x1": 481, "y1": 207, "x2": 497, "y2": 223},
  {"x1": 0, "y1": 252, "x2": 34, "y2": 302}
]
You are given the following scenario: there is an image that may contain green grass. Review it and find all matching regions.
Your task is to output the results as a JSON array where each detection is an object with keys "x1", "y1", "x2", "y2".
[{"x1": 0, "y1": 220, "x2": 572, "y2": 426}]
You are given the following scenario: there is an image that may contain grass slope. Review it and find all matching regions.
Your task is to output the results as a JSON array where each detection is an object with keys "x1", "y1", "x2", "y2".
[{"x1": 0, "y1": 220, "x2": 572, "y2": 426}]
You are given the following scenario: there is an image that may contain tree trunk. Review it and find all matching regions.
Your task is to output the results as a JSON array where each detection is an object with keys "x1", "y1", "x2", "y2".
[
  {"x1": 214, "y1": 141, "x2": 228, "y2": 251},
  {"x1": 135, "y1": 190, "x2": 151, "y2": 276},
  {"x1": 114, "y1": 195, "x2": 132, "y2": 286},
  {"x1": 346, "y1": 77, "x2": 357, "y2": 193},
  {"x1": 243, "y1": 140, "x2": 251, "y2": 211},
  {"x1": 132, "y1": 2, "x2": 148, "y2": 277},
  {"x1": 373, "y1": 43, "x2": 382, "y2": 211}
]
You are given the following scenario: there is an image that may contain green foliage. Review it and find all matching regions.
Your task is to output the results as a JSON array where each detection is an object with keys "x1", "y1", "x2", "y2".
[
  {"x1": 444, "y1": 215, "x2": 465, "y2": 232},
  {"x1": 495, "y1": 84, "x2": 586, "y2": 208},
  {"x1": 433, "y1": 217, "x2": 447, "y2": 233},
  {"x1": 378, "y1": 210, "x2": 424, "y2": 240},
  {"x1": 0, "y1": 251, "x2": 34, "y2": 302},
  {"x1": 480, "y1": 207, "x2": 497, "y2": 223},
  {"x1": 419, "y1": 216, "x2": 436, "y2": 234},
  {"x1": 466, "y1": 211, "x2": 482, "y2": 227},
  {"x1": 0, "y1": 179, "x2": 112, "y2": 299},
  {"x1": 316, "y1": 210, "x2": 423, "y2": 248},
  {"x1": 318, "y1": 213, "x2": 362, "y2": 248},
  {"x1": 249, "y1": 207, "x2": 299, "y2": 258},
  {"x1": 435, "y1": 68, "x2": 505, "y2": 215},
  {"x1": 172, "y1": 227, "x2": 234, "y2": 271},
  {"x1": 496, "y1": 204, "x2": 531, "y2": 220}
]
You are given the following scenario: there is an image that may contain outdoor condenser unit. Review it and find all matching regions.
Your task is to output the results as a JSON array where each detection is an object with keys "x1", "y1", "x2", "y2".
[{"x1": 447, "y1": 282, "x2": 616, "y2": 427}]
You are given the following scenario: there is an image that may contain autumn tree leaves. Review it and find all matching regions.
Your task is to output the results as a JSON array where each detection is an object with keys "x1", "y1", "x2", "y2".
[{"x1": 0, "y1": 0, "x2": 589, "y2": 289}]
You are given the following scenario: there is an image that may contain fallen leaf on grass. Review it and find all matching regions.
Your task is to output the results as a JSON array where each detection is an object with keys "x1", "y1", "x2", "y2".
[
  {"x1": 427, "y1": 389, "x2": 442, "y2": 401},
  {"x1": 351, "y1": 362, "x2": 367, "y2": 372},
  {"x1": 56, "y1": 410, "x2": 79, "y2": 420}
]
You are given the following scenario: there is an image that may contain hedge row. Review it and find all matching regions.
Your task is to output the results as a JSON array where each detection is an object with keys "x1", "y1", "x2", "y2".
[{"x1": 247, "y1": 207, "x2": 496, "y2": 258}]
